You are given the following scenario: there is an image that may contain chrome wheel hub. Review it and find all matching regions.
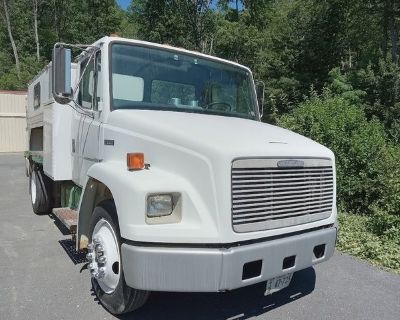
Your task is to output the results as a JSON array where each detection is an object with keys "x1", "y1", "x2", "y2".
[{"x1": 88, "y1": 218, "x2": 121, "y2": 293}]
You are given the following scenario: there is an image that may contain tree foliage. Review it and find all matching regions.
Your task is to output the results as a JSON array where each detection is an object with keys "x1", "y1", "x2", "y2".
[
  {"x1": 0, "y1": 0, "x2": 128, "y2": 89},
  {"x1": 1, "y1": 0, "x2": 399, "y2": 107}
]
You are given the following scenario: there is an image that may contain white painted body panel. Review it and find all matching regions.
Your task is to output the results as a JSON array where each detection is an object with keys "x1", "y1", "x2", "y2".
[
  {"x1": 88, "y1": 109, "x2": 336, "y2": 244},
  {"x1": 26, "y1": 63, "x2": 78, "y2": 180},
  {"x1": 71, "y1": 111, "x2": 102, "y2": 186},
  {"x1": 28, "y1": 36, "x2": 336, "y2": 245},
  {"x1": 42, "y1": 104, "x2": 73, "y2": 180}
]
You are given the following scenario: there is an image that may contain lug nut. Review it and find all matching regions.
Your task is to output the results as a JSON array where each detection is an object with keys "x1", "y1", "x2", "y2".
[
  {"x1": 87, "y1": 243, "x2": 94, "y2": 251},
  {"x1": 98, "y1": 267, "x2": 105, "y2": 278},
  {"x1": 86, "y1": 252, "x2": 94, "y2": 260},
  {"x1": 95, "y1": 244, "x2": 104, "y2": 253},
  {"x1": 97, "y1": 256, "x2": 106, "y2": 264}
]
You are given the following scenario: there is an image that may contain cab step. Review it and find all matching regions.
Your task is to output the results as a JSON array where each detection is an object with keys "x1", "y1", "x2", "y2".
[{"x1": 52, "y1": 207, "x2": 78, "y2": 234}]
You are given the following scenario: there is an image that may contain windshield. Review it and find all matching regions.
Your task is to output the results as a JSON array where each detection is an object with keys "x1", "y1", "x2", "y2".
[{"x1": 110, "y1": 43, "x2": 257, "y2": 119}]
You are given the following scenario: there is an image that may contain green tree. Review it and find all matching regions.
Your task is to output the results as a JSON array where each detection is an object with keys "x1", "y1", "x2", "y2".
[
  {"x1": 128, "y1": 0, "x2": 215, "y2": 52},
  {"x1": 278, "y1": 89, "x2": 400, "y2": 216},
  {"x1": 0, "y1": 0, "x2": 126, "y2": 88}
]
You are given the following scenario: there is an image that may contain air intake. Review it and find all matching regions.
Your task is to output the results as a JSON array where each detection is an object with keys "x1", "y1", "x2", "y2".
[{"x1": 231, "y1": 158, "x2": 334, "y2": 232}]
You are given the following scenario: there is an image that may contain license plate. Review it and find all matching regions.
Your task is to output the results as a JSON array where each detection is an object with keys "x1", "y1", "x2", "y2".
[{"x1": 264, "y1": 273, "x2": 293, "y2": 295}]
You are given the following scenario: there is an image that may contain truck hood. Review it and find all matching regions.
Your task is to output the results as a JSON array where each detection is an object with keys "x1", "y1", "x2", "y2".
[
  {"x1": 107, "y1": 109, "x2": 333, "y2": 159},
  {"x1": 102, "y1": 109, "x2": 336, "y2": 244}
]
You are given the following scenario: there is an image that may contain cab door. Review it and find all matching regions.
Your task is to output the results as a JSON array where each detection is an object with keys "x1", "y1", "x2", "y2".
[{"x1": 72, "y1": 52, "x2": 103, "y2": 186}]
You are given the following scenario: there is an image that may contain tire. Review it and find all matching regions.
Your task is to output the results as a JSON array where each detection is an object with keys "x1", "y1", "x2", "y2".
[
  {"x1": 25, "y1": 157, "x2": 30, "y2": 177},
  {"x1": 88, "y1": 200, "x2": 150, "y2": 315},
  {"x1": 29, "y1": 163, "x2": 52, "y2": 215}
]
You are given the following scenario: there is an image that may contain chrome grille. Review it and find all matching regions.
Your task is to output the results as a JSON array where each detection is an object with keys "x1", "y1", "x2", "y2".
[{"x1": 232, "y1": 158, "x2": 334, "y2": 232}]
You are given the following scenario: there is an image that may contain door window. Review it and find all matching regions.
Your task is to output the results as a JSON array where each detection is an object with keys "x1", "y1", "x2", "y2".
[{"x1": 78, "y1": 57, "x2": 95, "y2": 109}]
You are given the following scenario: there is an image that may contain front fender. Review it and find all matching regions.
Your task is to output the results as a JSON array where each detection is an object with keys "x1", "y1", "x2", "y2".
[{"x1": 78, "y1": 160, "x2": 219, "y2": 246}]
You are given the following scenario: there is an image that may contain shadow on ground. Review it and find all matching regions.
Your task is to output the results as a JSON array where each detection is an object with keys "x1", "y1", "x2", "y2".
[{"x1": 110, "y1": 268, "x2": 316, "y2": 320}]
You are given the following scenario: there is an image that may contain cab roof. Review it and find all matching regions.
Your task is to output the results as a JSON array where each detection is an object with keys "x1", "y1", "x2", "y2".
[{"x1": 94, "y1": 36, "x2": 252, "y2": 74}]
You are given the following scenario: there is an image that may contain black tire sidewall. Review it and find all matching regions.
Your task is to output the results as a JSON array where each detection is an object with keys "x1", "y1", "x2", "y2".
[
  {"x1": 30, "y1": 165, "x2": 51, "y2": 215},
  {"x1": 89, "y1": 201, "x2": 147, "y2": 315}
]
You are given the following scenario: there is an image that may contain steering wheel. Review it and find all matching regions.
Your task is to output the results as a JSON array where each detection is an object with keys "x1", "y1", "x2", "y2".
[{"x1": 203, "y1": 102, "x2": 232, "y2": 112}]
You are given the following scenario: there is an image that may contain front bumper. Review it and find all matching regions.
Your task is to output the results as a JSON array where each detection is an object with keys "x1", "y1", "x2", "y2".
[{"x1": 121, "y1": 226, "x2": 337, "y2": 292}]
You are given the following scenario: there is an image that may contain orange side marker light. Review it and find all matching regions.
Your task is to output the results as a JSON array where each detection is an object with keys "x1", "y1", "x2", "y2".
[{"x1": 127, "y1": 153, "x2": 144, "y2": 171}]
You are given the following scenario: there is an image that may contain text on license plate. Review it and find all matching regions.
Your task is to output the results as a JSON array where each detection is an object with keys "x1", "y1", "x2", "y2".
[{"x1": 264, "y1": 273, "x2": 293, "y2": 295}]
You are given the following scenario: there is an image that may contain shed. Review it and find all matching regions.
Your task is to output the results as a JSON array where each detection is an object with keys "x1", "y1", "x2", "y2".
[{"x1": 0, "y1": 90, "x2": 27, "y2": 152}]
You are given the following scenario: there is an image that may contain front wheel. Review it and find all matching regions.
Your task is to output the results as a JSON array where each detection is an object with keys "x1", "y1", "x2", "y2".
[{"x1": 87, "y1": 201, "x2": 150, "y2": 314}]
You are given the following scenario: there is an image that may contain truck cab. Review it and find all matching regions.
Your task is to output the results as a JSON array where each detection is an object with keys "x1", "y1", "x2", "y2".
[{"x1": 26, "y1": 36, "x2": 337, "y2": 314}]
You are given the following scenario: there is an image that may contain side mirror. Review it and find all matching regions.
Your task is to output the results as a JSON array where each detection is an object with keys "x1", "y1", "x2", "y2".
[
  {"x1": 52, "y1": 44, "x2": 72, "y2": 104},
  {"x1": 255, "y1": 81, "x2": 265, "y2": 119}
]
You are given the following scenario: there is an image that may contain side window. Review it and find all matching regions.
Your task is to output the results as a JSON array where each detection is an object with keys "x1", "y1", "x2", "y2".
[
  {"x1": 78, "y1": 58, "x2": 95, "y2": 109},
  {"x1": 94, "y1": 52, "x2": 102, "y2": 111},
  {"x1": 33, "y1": 83, "x2": 40, "y2": 109}
]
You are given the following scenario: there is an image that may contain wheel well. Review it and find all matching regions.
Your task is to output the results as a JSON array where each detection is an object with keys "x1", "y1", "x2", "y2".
[{"x1": 78, "y1": 178, "x2": 115, "y2": 250}]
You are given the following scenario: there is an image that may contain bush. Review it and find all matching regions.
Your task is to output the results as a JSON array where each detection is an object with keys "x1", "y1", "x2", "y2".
[
  {"x1": 366, "y1": 209, "x2": 400, "y2": 244},
  {"x1": 337, "y1": 212, "x2": 400, "y2": 272},
  {"x1": 277, "y1": 90, "x2": 400, "y2": 216}
]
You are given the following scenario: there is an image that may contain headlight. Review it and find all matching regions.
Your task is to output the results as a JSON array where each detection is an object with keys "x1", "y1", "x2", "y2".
[{"x1": 147, "y1": 194, "x2": 174, "y2": 217}]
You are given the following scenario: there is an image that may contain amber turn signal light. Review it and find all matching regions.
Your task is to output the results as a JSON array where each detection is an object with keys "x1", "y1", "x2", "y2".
[{"x1": 127, "y1": 153, "x2": 144, "y2": 170}]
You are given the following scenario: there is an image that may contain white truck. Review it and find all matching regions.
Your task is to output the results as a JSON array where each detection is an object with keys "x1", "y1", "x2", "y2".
[{"x1": 26, "y1": 36, "x2": 337, "y2": 314}]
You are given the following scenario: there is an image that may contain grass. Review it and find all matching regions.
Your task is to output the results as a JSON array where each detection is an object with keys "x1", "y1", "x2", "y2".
[{"x1": 337, "y1": 212, "x2": 400, "y2": 274}]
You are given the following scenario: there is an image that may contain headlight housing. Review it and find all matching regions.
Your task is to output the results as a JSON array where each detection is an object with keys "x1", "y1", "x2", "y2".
[{"x1": 147, "y1": 194, "x2": 174, "y2": 217}]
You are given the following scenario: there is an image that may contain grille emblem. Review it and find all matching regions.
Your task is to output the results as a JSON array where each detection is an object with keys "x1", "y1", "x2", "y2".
[{"x1": 277, "y1": 159, "x2": 305, "y2": 168}]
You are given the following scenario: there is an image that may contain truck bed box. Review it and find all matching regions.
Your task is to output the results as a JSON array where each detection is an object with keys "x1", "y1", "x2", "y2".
[{"x1": 26, "y1": 63, "x2": 78, "y2": 180}]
